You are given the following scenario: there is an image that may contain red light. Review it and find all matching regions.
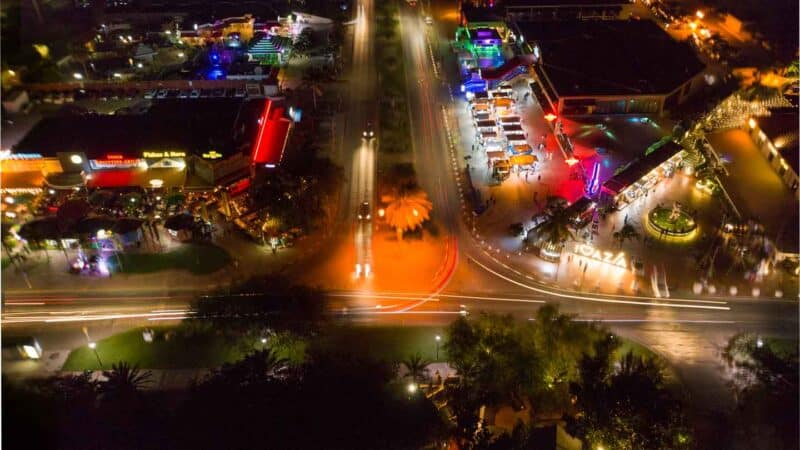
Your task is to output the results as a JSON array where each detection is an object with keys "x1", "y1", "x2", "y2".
[
  {"x1": 544, "y1": 113, "x2": 557, "y2": 122},
  {"x1": 106, "y1": 154, "x2": 123, "y2": 160}
]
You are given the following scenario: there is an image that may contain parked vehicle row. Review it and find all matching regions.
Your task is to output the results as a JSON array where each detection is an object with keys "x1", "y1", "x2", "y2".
[
  {"x1": 32, "y1": 86, "x2": 250, "y2": 105},
  {"x1": 144, "y1": 87, "x2": 247, "y2": 100}
]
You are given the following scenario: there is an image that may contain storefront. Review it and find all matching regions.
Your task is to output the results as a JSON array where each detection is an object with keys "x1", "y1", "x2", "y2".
[{"x1": 601, "y1": 140, "x2": 686, "y2": 209}]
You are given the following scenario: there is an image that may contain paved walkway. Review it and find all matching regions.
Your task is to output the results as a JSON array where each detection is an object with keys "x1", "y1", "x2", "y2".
[{"x1": 448, "y1": 77, "x2": 796, "y2": 299}]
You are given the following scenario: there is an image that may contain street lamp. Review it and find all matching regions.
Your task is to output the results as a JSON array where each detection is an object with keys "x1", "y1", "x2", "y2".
[
  {"x1": 407, "y1": 383, "x2": 417, "y2": 394},
  {"x1": 73, "y1": 73, "x2": 83, "y2": 80},
  {"x1": 435, "y1": 335, "x2": 441, "y2": 360},
  {"x1": 88, "y1": 341, "x2": 103, "y2": 367},
  {"x1": 696, "y1": 10, "x2": 704, "y2": 19}
]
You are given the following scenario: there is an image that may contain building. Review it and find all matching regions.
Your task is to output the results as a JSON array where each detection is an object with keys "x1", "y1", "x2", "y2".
[
  {"x1": 515, "y1": 20, "x2": 706, "y2": 116},
  {"x1": 505, "y1": 0, "x2": 635, "y2": 22},
  {"x1": 747, "y1": 110, "x2": 799, "y2": 194},
  {"x1": 601, "y1": 140, "x2": 686, "y2": 207},
  {"x1": 3, "y1": 98, "x2": 292, "y2": 191},
  {"x1": 179, "y1": 14, "x2": 256, "y2": 46}
]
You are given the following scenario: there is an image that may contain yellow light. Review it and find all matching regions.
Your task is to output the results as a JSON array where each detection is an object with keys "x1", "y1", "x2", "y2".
[
  {"x1": 748, "y1": 118, "x2": 756, "y2": 129},
  {"x1": 689, "y1": 22, "x2": 697, "y2": 31},
  {"x1": 378, "y1": 208, "x2": 385, "y2": 217},
  {"x1": 696, "y1": 10, "x2": 704, "y2": 19},
  {"x1": 70, "y1": 154, "x2": 83, "y2": 164},
  {"x1": 7, "y1": 70, "x2": 15, "y2": 76},
  {"x1": 565, "y1": 158, "x2": 579, "y2": 166}
]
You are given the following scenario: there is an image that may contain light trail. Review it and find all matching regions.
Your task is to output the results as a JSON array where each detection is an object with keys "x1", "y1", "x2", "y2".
[{"x1": 468, "y1": 256, "x2": 731, "y2": 311}]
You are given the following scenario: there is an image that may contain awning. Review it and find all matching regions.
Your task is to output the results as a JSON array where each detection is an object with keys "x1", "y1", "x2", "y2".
[
  {"x1": 486, "y1": 150, "x2": 506, "y2": 160},
  {"x1": 510, "y1": 154, "x2": 537, "y2": 166},
  {"x1": 510, "y1": 144, "x2": 533, "y2": 155}
]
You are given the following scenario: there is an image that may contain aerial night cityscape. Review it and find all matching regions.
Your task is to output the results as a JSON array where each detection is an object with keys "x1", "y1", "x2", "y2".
[{"x1": 0, "y1": 0, "x2": 798, "y2": 448}]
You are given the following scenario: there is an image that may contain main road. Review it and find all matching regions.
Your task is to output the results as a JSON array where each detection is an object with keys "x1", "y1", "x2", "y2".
[{"x1": 3, "y1": 0, "x2": 797, "y2": 415}]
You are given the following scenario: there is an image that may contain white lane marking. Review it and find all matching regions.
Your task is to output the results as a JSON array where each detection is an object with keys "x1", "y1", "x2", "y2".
[{"x1": 468, "y1": 256, "x2": 731, "y2": 311}]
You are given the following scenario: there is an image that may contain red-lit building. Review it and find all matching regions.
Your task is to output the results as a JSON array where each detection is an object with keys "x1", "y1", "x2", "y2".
[{"x1": 3, "y1": 98, "x2": 293, "y2": 192}]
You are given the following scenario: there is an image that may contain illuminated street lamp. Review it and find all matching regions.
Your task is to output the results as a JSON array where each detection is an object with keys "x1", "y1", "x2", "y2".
[
  {"x1": 696, "y1": 10, "x2": 704, "y2": 19},
  {"x1": 73, "y1": 72, "x2": 84, "y2": 80},
  {"x1": 407, "y1": 383, "x2": 417, "y2": 394},
  {"x1": 378, "y1": 208, "x2": 385, "y2": 218},
  {"x1": 435, "y1": 335, "x2": 441, "y2": 360},
  {"x1": 88, "y1": 341, "x2": 103, "y2": 367}
]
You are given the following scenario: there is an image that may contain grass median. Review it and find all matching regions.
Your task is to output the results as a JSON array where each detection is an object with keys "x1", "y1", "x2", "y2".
[{"x1": 112, "y1": 244, "x2": 231, "y2": 275}]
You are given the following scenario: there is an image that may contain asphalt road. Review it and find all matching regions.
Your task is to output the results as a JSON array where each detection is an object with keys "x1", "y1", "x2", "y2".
[{"x1": 3, "y1": 0, "x2": 797, "y2": 418}]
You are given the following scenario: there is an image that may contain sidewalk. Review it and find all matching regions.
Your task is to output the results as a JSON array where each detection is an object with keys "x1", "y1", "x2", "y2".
[{"x1": 447, "y1": 77, "x2": 796, "y2": 299}]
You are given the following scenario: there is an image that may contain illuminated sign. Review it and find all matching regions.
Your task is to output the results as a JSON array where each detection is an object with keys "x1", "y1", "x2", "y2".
[
  {"x1": 142, "y1": 151, "x2": 186, "y2": 158},
  {"x1": 586, "y1": 161, "x2": 601, "y2": 196},
  {"x1": 202, "y1": 150, "x2": 223, "y2": 159},
  {"x1": 573, "y1": 243, "x2": 627, "y2": 269},
  {"x1": 106, "y1": 153, "x2": 124, "y2": 160},
  {"x1": 90, "y1": 158, "x2": 142, "y2": 169},
  {"x1": 0, "y1": 152, "x2": 43, "y2": 160}
]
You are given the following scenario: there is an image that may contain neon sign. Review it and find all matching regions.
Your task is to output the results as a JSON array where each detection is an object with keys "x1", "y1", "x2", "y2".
[
  {"x1": 574, "y1": 243, "x2": 627, "y2": 269},
  {"x1": 202, "y1": 150, "x2": 222, "y2": 159},
  {"x1": 586, "y1": 161, "x2": 601, "y2": 196},
  {"x1": 142, "y1": 151, "x2": 186, "y2": 158},
  {"x1": 90, "y1": 158, "x2": 142, "y2": 169}
]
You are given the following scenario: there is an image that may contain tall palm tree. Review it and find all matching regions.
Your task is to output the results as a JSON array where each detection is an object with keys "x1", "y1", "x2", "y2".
[
  {"x1": 402, "y1": 352, "x2": 431, "y2": 385},
  {"x1": 384, "y1": 188, "x2": 432, "y2": 241},
  {"x1": 100, "y1": 362, "x2": 152, "y2": 400},
  {"x1": 613, "y1": 223, "x2": 640, "y2": 248},
  {"x1": 536, "y1": 204, "x2": 574, "y2": 247}
]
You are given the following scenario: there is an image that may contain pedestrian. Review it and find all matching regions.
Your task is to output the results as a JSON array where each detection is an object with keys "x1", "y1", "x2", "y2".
[{"x1": 537, "y1": 174, "x2": 541, "y2": 181}]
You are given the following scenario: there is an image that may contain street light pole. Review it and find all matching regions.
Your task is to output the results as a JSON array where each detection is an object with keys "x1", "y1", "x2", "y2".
[
  {"x1": 435, "y1": 335, "x2": 441, "y2": 361},
  {"x1": 88, "y1": 341, "x2": 103, "y2": 368}
]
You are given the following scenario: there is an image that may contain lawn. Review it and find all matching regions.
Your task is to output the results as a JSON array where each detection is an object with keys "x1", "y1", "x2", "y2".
[
  {"x1": 62, "y1": 327, "x2": 252, "y2": 371},
  {"x1": 61, "y1": 325, "x2": 447, "y2": 371},
  {"x1": 112, "y1": 244, "x2": 231, "y2": 275}
]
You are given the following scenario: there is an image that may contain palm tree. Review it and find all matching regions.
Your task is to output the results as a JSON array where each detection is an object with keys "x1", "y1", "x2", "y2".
[
  {"x1": 536, "y1": 204, "x2": 574, "y2": 247},
  {"x1": 100, "y1": 362, "x2": 152, "y2": 400},
  {"x1": 613, "y1": 223, "x2": 640, "y2": 248},
  {"x1": 384, "y1": 188, "x2": 432, "y2": 241},
  {"x1": 402, "y1": 352, "x2": 431, "y2": 385}
]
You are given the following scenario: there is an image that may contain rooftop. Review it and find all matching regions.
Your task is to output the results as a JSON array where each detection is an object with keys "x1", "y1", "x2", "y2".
[
  {"x1": 758, "y1": 109, "x2": 799, "y2": 174},
  {"x1": 461, "y1": 6, "x2": 506, "y2": 24},
  {"x1": 14, "y1": 98, "x2": 264, "y2": 160},
  {"x1": 505, "y1": 0, "x2": 629, "y2": 6},
  {"x1": 516, "y1": 20, "x2": 705, "y2": 97}
]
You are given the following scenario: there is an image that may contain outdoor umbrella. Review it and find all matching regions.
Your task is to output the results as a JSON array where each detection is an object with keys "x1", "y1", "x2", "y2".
[
  {"x1": 74, "y1": 216, "x2": 116, "y2": 235},
  {"x1": 112, "y1": 217, "x2": 144, "y2": 235},
  {"x1": 18, "y1": 217, "x2": 64, "y2": 241},
  {"x1": 163, "y1": 213, "x2": 196, "y2": 231}
]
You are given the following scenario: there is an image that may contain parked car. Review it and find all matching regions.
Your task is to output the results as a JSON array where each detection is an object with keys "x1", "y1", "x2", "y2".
[
  {"x1": 190, "y1": 89, "x2": 201, "y2": 98},
  {"x1": 212, "y1": 88, "x2": 225, "y2": 97},
  {"x1": 166, "y1": 89, "x2": 180, "y2": 98},
  {"x1": 178, "y1": 90, "x2": 190, "y2": 99},
  {"x1": 156, "y1": 89, "x2": 169, "y2": 99},
  {"x1": 144, "y1": 89, "x2": 157, "y2": 99},
  {"x1": 234, "y1": 87, "x2": 246, "y2": 97}
]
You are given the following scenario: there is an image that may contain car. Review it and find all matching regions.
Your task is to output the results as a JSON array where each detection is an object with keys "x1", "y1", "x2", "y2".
[
  {"x1": 212, "y1": 88, "x2": 225, "y2": 97},
  {"x1": 224, "y1": 88, "x2": 236, "y2": 97},
  {"x1": 357, "y1": 202, "x2": 371, "y2": 221},
  {"x1": 52, "y1": 92, "x2": 64, "y2": 104},
  {"x1": 200, "y1": 88, "x2": 213, "y2": 98},
  {"x1": 166, "y1": 89, "x2": 180, "y2": 99},
  {"x1": 144, "y1": 89, "x2": 157, "y2": 99},
  {"x1": 62, "y1": 91, "x2": 75, "y2": 103},
  {"x1": 362, "y1": 122, "x2": 375, "y2": 138},
  {"x1": 190, "y1": 89, "x2": 201, "y2": 98},
  {"x1": 234, "y1": 87, "x2": 246, "y2": 97},
  {"x1": 156, "y1": 89, "x2": 168, "y2": 99},
  {"x1": 178, "y1": 90, "x2": 190, "y2": 99}
]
